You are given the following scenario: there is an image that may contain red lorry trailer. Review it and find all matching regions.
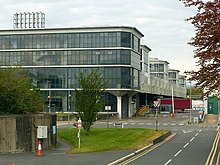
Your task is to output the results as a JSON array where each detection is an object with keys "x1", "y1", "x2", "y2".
[{"x1": 159, "y1": 98, "x2": 191, "y2": 113}]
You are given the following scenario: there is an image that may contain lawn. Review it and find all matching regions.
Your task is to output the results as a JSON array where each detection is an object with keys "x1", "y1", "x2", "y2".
[{"x1": 58, "y1": 128, "x2": 169, "y2": 153}]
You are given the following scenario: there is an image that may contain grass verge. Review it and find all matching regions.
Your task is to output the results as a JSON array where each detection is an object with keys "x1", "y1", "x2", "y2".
[{"x1": 58, "y1": 128, "x2": 169, "y2": 153}]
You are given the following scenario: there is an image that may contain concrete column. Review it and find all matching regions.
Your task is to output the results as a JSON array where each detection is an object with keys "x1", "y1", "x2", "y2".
[
  {"x1": 128, "y1": 96, "x2": 132, "y2": 117},
  {"x1": 117, "y1": 96, "x2": 122, "y2": 119}
]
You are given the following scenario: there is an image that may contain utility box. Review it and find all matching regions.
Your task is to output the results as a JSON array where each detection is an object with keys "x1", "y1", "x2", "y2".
[
  {"x1": 208, "y1": 96, "x2": 218, "y2": 114},
  {"x1": 37, "y1": 126, "x2": 48, "y2": 139}
]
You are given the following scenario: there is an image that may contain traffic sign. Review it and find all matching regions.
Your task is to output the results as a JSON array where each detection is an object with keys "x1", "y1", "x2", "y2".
[
  {"x1": 78, "y1": 118, "x2": 82, "y2": 129},
  {"x1": 105, "y1": 106, "x2": 111, "y2": 111},
  {"x1": 153, "y1": 101, "x2": 160, "y2": 108}
]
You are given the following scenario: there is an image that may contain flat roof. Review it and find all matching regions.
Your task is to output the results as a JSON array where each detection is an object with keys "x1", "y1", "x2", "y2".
[
  {"x1": 0, "y1": 26, "x2": 144, "y2": 38},
  {"x1": 149, "y1": 57, "x2": 170, "y2": 65},
  {"x1": 141, "y1": 45, "x2": 152, "y2": 51}
]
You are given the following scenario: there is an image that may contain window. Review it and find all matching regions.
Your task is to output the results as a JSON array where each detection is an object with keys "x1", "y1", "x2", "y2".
[
  {"x1": 121, "y1": 32, "x2": 131, "y2": 48},
  {"x1": 133, "y1": 35, "x2": 140, "y2": 53}
]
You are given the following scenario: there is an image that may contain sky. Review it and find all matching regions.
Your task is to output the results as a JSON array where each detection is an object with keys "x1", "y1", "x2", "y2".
[{"x1": 0, "y1": 0, "x2": 199, "y2": 75}]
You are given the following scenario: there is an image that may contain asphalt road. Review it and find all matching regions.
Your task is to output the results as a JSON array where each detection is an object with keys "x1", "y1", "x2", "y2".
[
  {"x1": 1, "y1": 112, "x2": 218, "y2": 165},
  {"x1": 124, "y1": 129, "x2": 217, "y2": 165}
]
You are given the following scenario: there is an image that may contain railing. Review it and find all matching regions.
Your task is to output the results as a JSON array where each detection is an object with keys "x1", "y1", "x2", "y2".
[
  {"x1": 137, "y1": 105, "x2": 148, "y2": 116},
  {"x1": 141, "y1": 76, "x2": 186, "y2": 98}
]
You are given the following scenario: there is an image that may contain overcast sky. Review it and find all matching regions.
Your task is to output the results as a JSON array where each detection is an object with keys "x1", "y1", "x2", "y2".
[{"x1": 0, "y1": 0, "x2": 199, "y2": 74}]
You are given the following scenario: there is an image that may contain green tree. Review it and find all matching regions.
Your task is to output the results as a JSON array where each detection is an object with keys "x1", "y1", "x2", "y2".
[
  {"x1": 0, "y1": 68, "x2": 45, "y2": 114},
  {"x1": 186, "y1": 86, "x2": 203, "y2": 100},
  {"x1": 74, "y1": 69, "x2": 107, "y2": 134},
  {"x1": 181, "y1": 0, "x2": 220, "y2": 95}
]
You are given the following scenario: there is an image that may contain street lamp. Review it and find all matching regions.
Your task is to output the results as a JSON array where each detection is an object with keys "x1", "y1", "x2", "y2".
[
  {"x1": 68, "y1": 92, "x2": 71, "y2": 128},
  {"x1": 218, "y1": 95, "x2": 220, "y2": 125},
  {"x1": 106, "y1": 92, "x2": 109, "y2": 128},
  {"x1": 48, "y1": 81, "x2": 51, "y2": 113},
  {"x1": 171, "y1": 85, "x2": 175, "y2": 118},
  {"x1": 186, "y1": 81, "x2": 192, "y2": 124},
  {"x1": 68, "y1": 74, "x2": 71, "y2": 128},
  {"x1": 189, "y1": 81, "x2": 192, "y2": 124}
]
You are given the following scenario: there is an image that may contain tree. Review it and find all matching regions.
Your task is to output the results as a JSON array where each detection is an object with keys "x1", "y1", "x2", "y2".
[
  {"x1": 74, "y1": 69, "x2": 107, "y2": 134},
  {"x1": 0, "y1": 68, "x2": 45, "y2": 114},
  {"x1": 186, "y1": 86, "x2": 203, "y2": 100},
  {"x1": 181, "y1": 0, "x2": 220, "y2": 95}
]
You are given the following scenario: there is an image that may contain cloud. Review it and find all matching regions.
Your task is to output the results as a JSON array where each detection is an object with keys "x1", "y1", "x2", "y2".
[{"x1": 0, "y1": 0, "x2": 198, "y2": 74}]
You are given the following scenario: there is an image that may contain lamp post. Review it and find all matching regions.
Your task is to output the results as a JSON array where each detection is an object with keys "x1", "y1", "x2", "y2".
[
  {"x1": 186, "y1": 81, "x2": 192, "y2": 124},
  {"x1": 218, "y1": 95, "x2": 220, "y2": 125},
  {"x1": 68, "y1": 74, "x2": 71, "y2": 128},
  {"x1": 189, "y1": 81, "x2": 192, "y2": 124},
  {"x1": 106, "y1": 92, "x2": 109, "y2": 128},
  {"x1": 48, "y1": 81, "x2": 51, "y2": 113},
  {"x1": 171, "y1": 85, "x2": 175, "y2": 118},
  {"x1": 68, "y1": 92, "x2": 71, "y2": 128}
]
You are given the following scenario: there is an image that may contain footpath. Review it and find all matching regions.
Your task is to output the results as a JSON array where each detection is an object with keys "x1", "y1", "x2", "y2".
[{"x1": 1, "y1": 140, "x2": 134, "y2": 165}]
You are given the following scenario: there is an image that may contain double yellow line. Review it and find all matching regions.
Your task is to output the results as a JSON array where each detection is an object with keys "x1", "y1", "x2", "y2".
[{"x1": 205, "y1": 131, "x2": 220, "y2": 165}]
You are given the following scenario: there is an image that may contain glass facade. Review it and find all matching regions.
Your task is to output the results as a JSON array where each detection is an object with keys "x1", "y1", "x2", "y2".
[
  {"x1": 168, "y1": 70, "x2": 179, "y2": 85},
  {"x1": 150, "y1": 63, "x2": 164, "y2": 72},
  {"x1": 168, "y1": 72, "x2": 177, "y2": 79},
  {"x1": 150, "y1": 63, "x2": 166, "y2": 79},
  {"x1": 0, "y1": 32, "x2": 137, "y2": 50},
  {"x1": 0, "y1": 27, "x2": 143, "y2": 113},
  {"x1": 179, "y1": 75, "x2": 186, "y2": 87},
  {"x1": 22, "y1": 67, "x2": 136, "y2": 89},
  {"x1": 0, "y1": 49, "x2": 133, "y2": 66}
]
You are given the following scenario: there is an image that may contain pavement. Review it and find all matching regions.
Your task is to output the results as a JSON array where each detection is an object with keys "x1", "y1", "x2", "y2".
[{"x1": 1, "y1": 140, "x2": 135, "y2": 165}]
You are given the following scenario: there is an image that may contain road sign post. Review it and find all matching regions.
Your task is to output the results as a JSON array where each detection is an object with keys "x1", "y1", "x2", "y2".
[
  {"x1": 105, "y1": 105, "x2": 111, "y2": 128},
  {"x1": 77, "y1": 118, "x2": 82, "y2": 149},
  {"x1": 153, "y1": 101, "x2": 161, "y2": 131}
]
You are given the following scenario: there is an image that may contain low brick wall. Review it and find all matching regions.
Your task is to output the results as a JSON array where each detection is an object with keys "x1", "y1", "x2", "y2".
[
  {"x1": 0, "y1": 114, "x2": 57, "y2": 153},
  {"x1": 153, "y1": 131, "x2": 172, "y2": 144},
  {"x1": 57, "y1": 113, "x2": 119, "y2": 121},
  {"x1": 57, "y1": 114, "x2": 77, "y2": 121}
]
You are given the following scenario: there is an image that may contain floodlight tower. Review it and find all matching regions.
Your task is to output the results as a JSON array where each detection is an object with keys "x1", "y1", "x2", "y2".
[{"x1": 13, "y1": 12, "x2": 45, "y2": 29}]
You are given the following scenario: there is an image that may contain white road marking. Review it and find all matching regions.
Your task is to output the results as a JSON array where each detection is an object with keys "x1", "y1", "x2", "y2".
[
  {"x1": 217, "y1": 126, "x2": 219, "y2": 131},
  {"x1": 171, "y1": 123, "x2": 176, "y2": 126},
  {"x1": 195, "y1": 133, "x2": 199, "y2": 136},
  {"x1": 183, "y1": 143, "x2": 189, "y2": 148},
  {"x1": 190, "y1": 137, "x2": 195, "y2": 142},
  {"x1": 199, "y1": 130, "x2": 202, "y2": 132},
  {"x1": 174, "y1": 150, "x2": 182, "y2": 157},
  {"x1": 164, "y1": 159, "x2": 172, "y2": 165},
  {"x1": 179, "y1": 123, "x2": 184, "y2": 126},
  {"x1": 139, "y1": 123, "x2": 144, "y2": 125},
  {"x1": 183, "y1": 130, "x2": 193, "y2": 134},
  {"x1": 163, "y1": 123, "x2": 168, "y2": 125}
]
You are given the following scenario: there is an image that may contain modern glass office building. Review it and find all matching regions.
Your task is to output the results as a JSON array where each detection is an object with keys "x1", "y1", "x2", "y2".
[{"x1": 0, "y1": 26, "x2": 148, "y2": 118}]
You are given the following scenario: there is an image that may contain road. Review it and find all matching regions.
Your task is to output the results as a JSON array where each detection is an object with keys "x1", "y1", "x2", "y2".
[
  {"x1": 101, "y1": 111, "x2": 218, "y2": 165},
  {"x1": 57, "y1": 111, "x2": 219, "y2": 165},
  {"x1": 1, "y1": 111, "x2": 219, "y2": 165},
  {"x1": 123, "y1": 129, "x2": 217, "y2": 165},
  {"x1": 92, "y1": 111, "x2": 216, "y2": 132}
]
